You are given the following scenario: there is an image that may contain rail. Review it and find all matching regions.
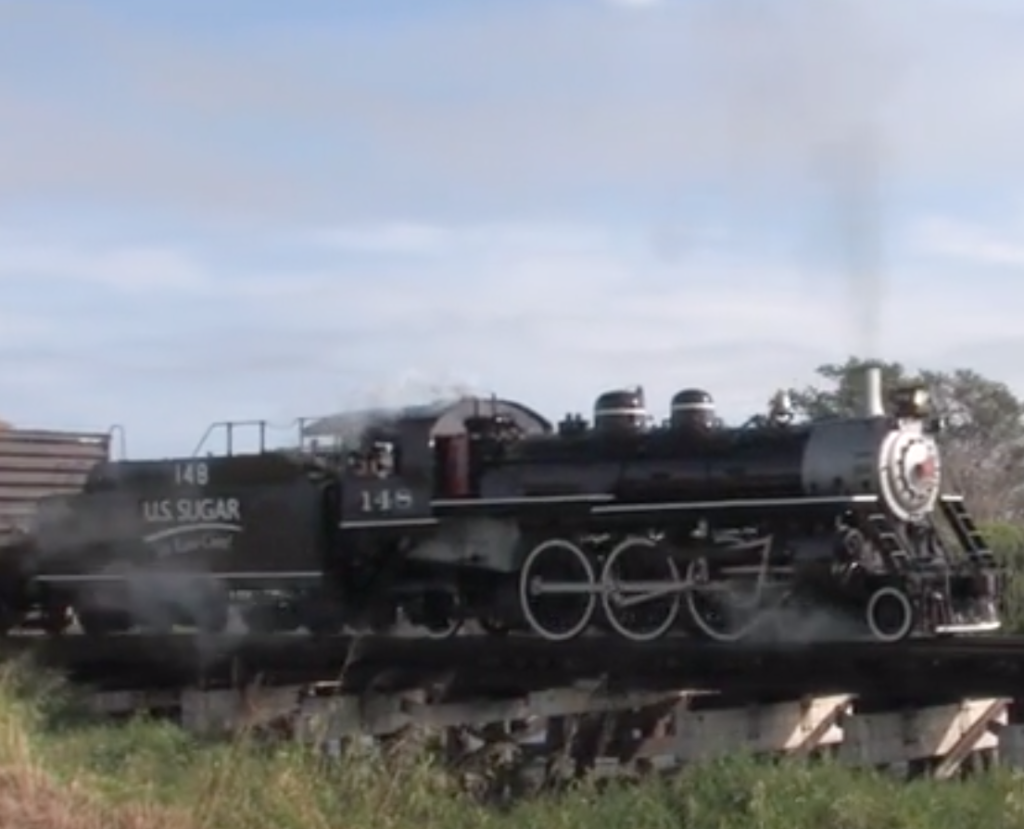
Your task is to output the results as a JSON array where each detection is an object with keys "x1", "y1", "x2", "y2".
[{"x1": 6, "y1": 632, "x2": 1024, "y2": 698}]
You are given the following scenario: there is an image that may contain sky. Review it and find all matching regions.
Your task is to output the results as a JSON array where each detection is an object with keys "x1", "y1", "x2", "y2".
[{"x1": 2, "y1": 0, "x2": 1024, "y2": 456}]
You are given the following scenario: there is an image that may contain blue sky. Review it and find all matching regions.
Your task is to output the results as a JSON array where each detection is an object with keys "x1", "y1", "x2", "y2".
[{"x1": 2, "y1": 0, "x2": 1024, "y2": 456}]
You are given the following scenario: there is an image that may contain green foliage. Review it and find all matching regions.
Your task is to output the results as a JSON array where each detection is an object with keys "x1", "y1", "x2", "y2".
[
  {"x1": 980, "y1": 522, "x2": 1024, "y2": 564},
  {"x1": 980, "y1": 521, "x2": 1024, "y2": 633},
  {"x1": 787, "y1": 356, "x2": 912, "y2": 420},
  {"x1": 2, "y1": 663, "x2": 1024, "y2": 828}
]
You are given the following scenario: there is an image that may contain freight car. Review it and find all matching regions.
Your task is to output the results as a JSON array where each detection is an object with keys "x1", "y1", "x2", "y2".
[
  {"x1": 0, "y1": 426, "x2": 113, "y2": 633},
  {"x1": 0, "y1": 366, "x2": 1004, "y2": 644}
]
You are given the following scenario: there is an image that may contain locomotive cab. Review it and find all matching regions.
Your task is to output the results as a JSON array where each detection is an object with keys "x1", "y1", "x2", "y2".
[
  {"x1": 431, "y1": 402, "x2": 553, "y2": 499},
  {"x1": 345, "y1": 432, "x2": 399, "y2": 480},
  {"x1": 318, "y1": 398, "x2": 553, "y2": 522}
]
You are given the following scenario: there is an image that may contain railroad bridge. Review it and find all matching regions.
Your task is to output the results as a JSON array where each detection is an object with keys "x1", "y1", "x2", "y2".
[{"x1": 12, "y1": 632, "x2": 1024, "y2": 783}]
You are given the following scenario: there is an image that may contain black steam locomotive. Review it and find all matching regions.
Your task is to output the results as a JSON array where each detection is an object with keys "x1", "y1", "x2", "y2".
[{"x1": 0, "y1": 366, "x2": 1003, "y2": 644}]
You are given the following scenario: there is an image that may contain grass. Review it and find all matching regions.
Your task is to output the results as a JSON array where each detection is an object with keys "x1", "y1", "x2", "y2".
[{"x1": 0, "y1": 661, "x2": 1022, "y2": 828}]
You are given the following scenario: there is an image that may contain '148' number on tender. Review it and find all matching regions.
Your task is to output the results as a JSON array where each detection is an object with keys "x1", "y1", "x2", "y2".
[{"x1": 174, "y1": 462, "x2": 209, "y2": 486}]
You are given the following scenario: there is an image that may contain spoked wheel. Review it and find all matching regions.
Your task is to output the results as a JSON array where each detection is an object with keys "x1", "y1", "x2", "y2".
[
  {"x1": 300, "y1": 589, "x2": 347, "y2": 636},
  {"x1": 0, "y1": 600, "x2": 22, "y2": 637},
  {"x1": 145, "y1": 574, "x2": 229, "y2": 635},
  {"x1": 305, "y1": 617, "x2": 345, "y2": 637},
  {"x1": 518, "y1": 539, "x2": 596, "y2": 642},
  {"x1": 407, "y1": 590, "x2": 465, "y2": 639},
  {"x1": 478, "y1": 617, "x2": 511, "y2": 637},
  {"x1": 422, "y1": 618, "x2": 464, "y2": 639},
  {"x1": 683, "y1": 557, "x2": 766, "y2": 642},
  {"x1": 192, "y1": 578, "x2": 230, "y2": 634},
  {"x1": 40, "y1": 606, "x2": 73, "y2": 637},
  {"x1": 241, "y1": 602, "x2": 278, "y2": 634},
  {"x1": 600, "y1": 537, "x2": 681, "y2": 642},
  {"x1": 76, "y1": 608, "x2": 132, "y2": 636},
  {"x1": 865, "y1": 586, "x2": 916, "y2": 642}
]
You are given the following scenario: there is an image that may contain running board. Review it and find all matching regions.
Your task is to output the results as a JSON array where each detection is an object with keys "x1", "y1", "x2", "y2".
[
  {"x1": 591, "y1": 495, "x2": 879, "y2": 515},
  {"x1": 344, "y1": 494, "x2": 881, "y2": 527},
  {"x1": 933, "y1": 621, "x2": 1002, "y2": 634},
  {"x1": 430, "y1": 493, "x2": 880, "y2": 515}
]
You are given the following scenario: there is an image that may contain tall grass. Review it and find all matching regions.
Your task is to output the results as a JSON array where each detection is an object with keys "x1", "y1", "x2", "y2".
[
  {"x1": 0, "y1": 660, "x2": 1023, "y2": 828},
  {"x1": 982, "y1": 521, "x2": 1024, "y2": 632}
]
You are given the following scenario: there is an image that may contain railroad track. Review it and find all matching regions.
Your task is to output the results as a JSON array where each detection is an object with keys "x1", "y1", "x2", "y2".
[{"x1": 2, "y1": 631, "x2": 1024, "y2": 698}]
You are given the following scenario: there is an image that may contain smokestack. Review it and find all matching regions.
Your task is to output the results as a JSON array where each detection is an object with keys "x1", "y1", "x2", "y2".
[{"x1": 861, "y1": 364, "x2": 884, "y2": 417}]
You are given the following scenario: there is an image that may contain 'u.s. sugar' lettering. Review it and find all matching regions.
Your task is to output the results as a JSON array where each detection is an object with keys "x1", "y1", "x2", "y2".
[{"x1": 141, "y1": 497, "x2": 241, "y2": 524}]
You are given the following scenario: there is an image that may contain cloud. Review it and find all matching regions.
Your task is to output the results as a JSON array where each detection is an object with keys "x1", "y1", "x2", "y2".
[
  {"x1": 299, "y1": 222, "x2": 610, "y2": 256},
  {"x1": 911, "y1": 216, "x2": 1024, "y2": 268},
  {"x1": 1, "y1": 217, "x2": 1019, "y2": 455},
  {"x1": 2, "y1": 0, "x2": 1024, "y2": 225},
  {"x1": 0, "y1": 2, "x2": 1022, "y2": 454},
  {"x1": 0, "y1": 235, "x2": 212, "y2": 293},
  {"x1": 605, "y1": 0, "x2": 664, "y2": 8},
  {"x1": 0, "y1": 310, "x2": 56, "y2": 347}
]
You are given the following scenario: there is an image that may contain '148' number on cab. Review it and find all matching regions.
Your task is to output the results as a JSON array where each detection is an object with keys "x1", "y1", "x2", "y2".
[{"x1": 359, "y1": 488, "x2": 413, "y2": 513}]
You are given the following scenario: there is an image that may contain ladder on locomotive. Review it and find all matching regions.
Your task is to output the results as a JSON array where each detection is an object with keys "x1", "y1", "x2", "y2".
[
  {"x1": 857, "y1": 497, "x2": 995, "y2": 571},
  {"x1": 938, "y1": 494, "x2": 996, "y2": 567},
  {"x1": 860, "y1": 511, "x2": 914, "y2": 571}
]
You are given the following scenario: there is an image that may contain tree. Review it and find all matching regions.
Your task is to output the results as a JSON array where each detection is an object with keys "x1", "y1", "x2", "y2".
[{"x1": 787, "y1": 356, "x2": 1024, "y2": 522}]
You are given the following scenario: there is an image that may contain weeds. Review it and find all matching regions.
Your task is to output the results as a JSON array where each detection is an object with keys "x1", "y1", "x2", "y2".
[{"x1": 0, "y1": 660, "x2": 1023, "y2": 828}]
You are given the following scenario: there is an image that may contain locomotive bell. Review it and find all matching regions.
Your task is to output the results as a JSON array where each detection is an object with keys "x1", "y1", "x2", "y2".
[
  {"x1": 670, "y1": 388, "x2": 715, "y2": 430},
  {"x1": 769, "y1": 390, "x2": 794, "y2": 424},
  {"x1": 594, "y1": 387, "x2": 648, "y2": 432}
]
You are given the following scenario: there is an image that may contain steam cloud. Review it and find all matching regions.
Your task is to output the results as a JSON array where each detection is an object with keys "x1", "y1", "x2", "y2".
[
  {"x1": 694, "y1": 568, "x2": 869, "y2": 646},
  {"x1": 4, "y1": 370, "x2": 492, "y2": 659},
  {"x1": 303, "y1": 370, "x2": 489, "y2": 449}
]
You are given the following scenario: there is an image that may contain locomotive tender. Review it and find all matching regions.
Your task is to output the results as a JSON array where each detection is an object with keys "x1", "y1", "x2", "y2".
[{"x1": 0, "y1": 366, "x2": 1003, "y2": 644}]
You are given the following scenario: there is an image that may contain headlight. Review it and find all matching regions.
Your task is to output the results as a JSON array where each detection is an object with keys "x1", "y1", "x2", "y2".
[{"x1": 892, "y1": 385, "x2": 930, "y2": 418}]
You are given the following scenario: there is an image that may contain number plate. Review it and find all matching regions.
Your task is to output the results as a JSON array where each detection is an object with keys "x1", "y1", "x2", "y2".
[{"x1": 357, "y1": 487, "x2": 414, "y2": 513}]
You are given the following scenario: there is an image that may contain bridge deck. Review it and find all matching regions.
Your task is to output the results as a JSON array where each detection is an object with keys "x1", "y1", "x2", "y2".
[{"x1": 4, "y1": 633, "x2": 1024, "y2": 700}]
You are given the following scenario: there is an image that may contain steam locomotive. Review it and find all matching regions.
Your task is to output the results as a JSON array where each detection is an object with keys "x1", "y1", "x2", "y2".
[{"x1": 0, "y1": 366, "x2": 1003, "y2": 644}]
